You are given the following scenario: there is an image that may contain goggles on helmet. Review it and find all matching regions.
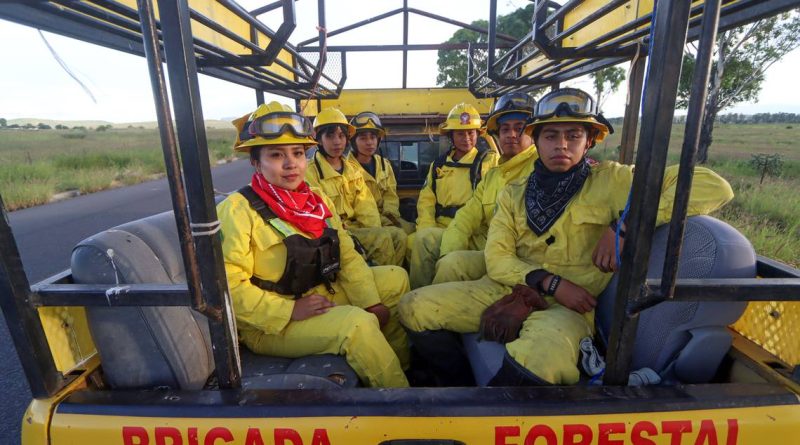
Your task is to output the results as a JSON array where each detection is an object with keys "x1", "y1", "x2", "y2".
[
  {"x1": 352, "y1": 111, "x2": 383, "y2": 129},
  {"x1": 247, "y1": 112, "x2": 313, "y2": 140},
  {"x1": 533, "y1": 88, "x2": 597, "y2": 119},
  {"x1": 493, "y1": 92, "x2": 536, "y2": 114}
]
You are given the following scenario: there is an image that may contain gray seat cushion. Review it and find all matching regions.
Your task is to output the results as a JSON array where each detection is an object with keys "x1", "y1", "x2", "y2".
[
  {"x1": 464, "y1": 216, "x2": 754, "y2": 385},
  {"x1": 72, "y1": 208, "x2": 359, "y2": 390},
  {"x1": 596, "y1": 215, "x2": 754, "y2": 383}
]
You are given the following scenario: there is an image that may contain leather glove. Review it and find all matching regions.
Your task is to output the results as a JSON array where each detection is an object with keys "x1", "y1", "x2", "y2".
[{"x1": 479, "y1": 285, "x2": 548, "y2": 344}]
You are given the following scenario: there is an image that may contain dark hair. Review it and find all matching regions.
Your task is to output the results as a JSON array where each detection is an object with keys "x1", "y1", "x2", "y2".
[
  {"x1": 315, "y1": 124, "x2": 349, "y2": 142},
  {"x1": 249, "y1": 146, "x2": 262, "y2": 163},
  {"x1": 532, "y1": 122, "x2": 597, "y2": 144}
]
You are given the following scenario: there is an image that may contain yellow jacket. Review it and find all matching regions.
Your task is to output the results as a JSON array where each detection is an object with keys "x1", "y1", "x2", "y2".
[
  {"x1": 305, "y1": 150, "x2": 381, "y2": 229},
  {"x1": 440, "y1": 145, "x2": 538, "y2": 256},
  {"x1": 217, "y1": 190, "x2": 382, "y2": 338},
  {"x1": 347, "y1": 152, "x2": 401, "y2": 227},
  {"x1": 486, "y1": 161, "x2": 734, "y2": 297},
  {"x1": 416, "y1": 147, "x2": 498, "y2": 230}
]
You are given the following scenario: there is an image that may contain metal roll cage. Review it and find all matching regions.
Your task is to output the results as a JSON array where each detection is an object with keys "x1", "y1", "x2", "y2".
[{"x1": 1, "y1": 0, "x2": 799, "y2": 397}]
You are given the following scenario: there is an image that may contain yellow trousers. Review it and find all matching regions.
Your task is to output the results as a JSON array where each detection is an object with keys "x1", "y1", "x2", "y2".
[
  {"x1": 407, "y1": 227, "x2": 444, "y2": 289},
  {"x1": 398, "y1": 275, "x2": 593, "y2": 385},
  {"x1": 242, "y1": 265, "x2": 410, "y2": 388},
  {"x1": 351, "y1": 226, "x2": 407, "y2": 267},
  {"x1": 433, "y1": 250, "x2": 486, "y2": 284}
]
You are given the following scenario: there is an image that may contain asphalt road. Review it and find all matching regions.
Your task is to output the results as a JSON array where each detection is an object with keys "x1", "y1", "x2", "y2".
[{"x1": 0, "y1": 159, "x2": 252, "y2": 444}]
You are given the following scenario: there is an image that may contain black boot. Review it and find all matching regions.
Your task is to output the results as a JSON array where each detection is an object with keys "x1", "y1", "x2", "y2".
[
  {"x1": 487, "y1": 352, "x2": 551, "y2": 387},
  {"x1": 405, "y1": 329, "x2": 476, "y2": 387}
]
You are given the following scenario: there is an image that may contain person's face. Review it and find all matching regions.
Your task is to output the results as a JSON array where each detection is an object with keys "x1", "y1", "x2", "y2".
[
  {"x1": 320, "y1": 126, "x2": 348, "y2": 159},
  {"x1": 498, "y1": 119, "x2": 532, "y2": 158},
  {"x1": 252, "y1": 144, "x2": 308, "y2": 191},
  {"x1": 354, "y1": 131, "x2": 379, "y2": 156},
  {"x1": 452, "y1": 129, "x2": 478, "y2": 154},
  {"x1": 535, "y1": 123, "x2": 593, "y2": 172}
]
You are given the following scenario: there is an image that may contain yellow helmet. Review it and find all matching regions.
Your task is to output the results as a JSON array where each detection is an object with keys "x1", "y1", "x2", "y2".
[
  {"x1": 350, "y1": 111, "x2": 386, "y2": 139},
  {"x1": 313, "y1": 108, "x2": 355, "y2": 138},
  {"x1": 523, "y1": 88, "x2": 613, "y2": 144},
  {"x1": 485, "y1": 92, "x2": 536, "y2": 134},
  {"x1": 232, "y1": 101, "x2": 315, "y2": 152},
  {"x1": 438, "y1": 102, "x2": 483, "y2": 135}
]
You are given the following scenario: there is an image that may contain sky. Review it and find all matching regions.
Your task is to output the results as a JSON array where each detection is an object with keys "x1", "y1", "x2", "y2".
[{"x1": 1, "y1": 0, "x2": 799, "y2": 123}]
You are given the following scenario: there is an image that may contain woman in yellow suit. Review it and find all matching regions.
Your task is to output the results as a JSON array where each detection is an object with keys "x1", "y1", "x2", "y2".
[
  {"x1": 434, "y1": 92, "x2": 538, "y2": 284},
  {"x1": 399, "y1": 88, "x2": 733, "y2": 386},
  {"x1": 218, "y1": 102, "x2": 409, "y2": 388},
  {"x1": 305, "y1": 108, "x2": 406, "y2": 266},
  {"x1": 346, "y1": 111, "x2": 415, "y2": 235},
  {"x1": 408, "y1": 103, "x2": 498, "y2": 289}
]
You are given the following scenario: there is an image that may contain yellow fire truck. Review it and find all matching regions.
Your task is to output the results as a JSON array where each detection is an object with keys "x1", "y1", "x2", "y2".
[{"x1": 1, "y1": 1, "x2": 799, "y2": 444}]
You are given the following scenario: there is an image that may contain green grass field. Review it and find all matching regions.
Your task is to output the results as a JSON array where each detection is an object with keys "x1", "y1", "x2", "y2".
[
  {"x1": 594, "y1": 123, "x2": 800, "y2": 268},
  {"x1": 0, "y1": 127, "x2": 237, "y2": 210},
  {"x1": 0, "y1": 123, "x2": 797, "y2": 266}
]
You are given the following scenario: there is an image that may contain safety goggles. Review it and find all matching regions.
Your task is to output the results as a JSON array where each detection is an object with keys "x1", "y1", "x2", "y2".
[
  {"x1": 533, "y1": 88, "x2": 597, "y2": 119},
  {"x1": 247, "y1": 112, "x2": 313, "y2": 139},
  {"x1": 492, "y1": 92, "x2": 536, "y2": 114},
  {"x1": 352, "y1": 111, "x2": 383, "y2": 129}
]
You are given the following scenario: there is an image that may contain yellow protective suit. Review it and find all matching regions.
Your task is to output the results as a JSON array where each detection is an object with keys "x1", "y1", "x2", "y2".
[
  {"x1": 434, "y1": 145, "x2": 538, "y2": 284},
  {"x1": 348, "y1": 152, "x2": 415, "y2": 234},
  {"x1": 218, "y1": 190, "x2": 410, "y2": 388},
  {"x1": 400, "y1": 161, "x2": 734, "y2": 385},
  {"x1": 305, "y1": 151, "x2": 406, "y2": 266},
  {"x1": 408, "y1": 147, "x2": 498, "y2": 288}
]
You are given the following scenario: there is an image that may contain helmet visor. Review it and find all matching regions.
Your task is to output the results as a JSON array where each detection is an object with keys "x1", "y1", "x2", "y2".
[
  {"x1": 493, "y1": 92, "x2": 536, "y2": 114},
  {"x1": 248, "y1": 112, "x2": 313, "y2": 139},
  {"x1": 534, "y1": 88, "x2": 596, "y2": 118},
  {"x1": 352, "y1": 111, "x2": 383, "y2": 128}
]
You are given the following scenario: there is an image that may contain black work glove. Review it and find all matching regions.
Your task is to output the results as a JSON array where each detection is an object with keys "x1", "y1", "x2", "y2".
[{"x1": 479, "y1": 285, "x2": 548, "y2": 344}]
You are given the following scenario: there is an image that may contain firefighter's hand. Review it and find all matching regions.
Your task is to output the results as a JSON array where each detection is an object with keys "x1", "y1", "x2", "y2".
[
  {"x1": 291, "y1": 294, "x2": 335, "y2": 321},
  {"x1": 365, "y1": 303, "x2": 391, "y2": 328},
  {"x1": 551, "y1": 278, "x2": 597, "y2": 314},
  {"x1": 592, "y1": 227, "x2": 625, "y2": 273}
]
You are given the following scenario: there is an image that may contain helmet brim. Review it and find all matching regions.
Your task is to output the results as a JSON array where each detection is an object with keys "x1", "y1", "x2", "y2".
[{"x1": 524, "y1": 116, "x2": 610, "y2": 143}]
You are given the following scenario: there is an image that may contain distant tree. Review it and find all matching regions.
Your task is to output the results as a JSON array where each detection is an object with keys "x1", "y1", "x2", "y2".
[
  {"x1": 677, "y1": 9, "x2": 800, "y2": 163},
  {"x1": 55, "y1": 124, "x2": 69, "y2": 130},
  {"x1": 23, "y1": 123, "x2": 35, "y2": 130},
  {"x1": 589, "y1": 66, "x2": 626, "y2": 112},
  {"x1": 73, "y1": 126, "x2": 86, "y2": 131},
  {"x1": 0, "y1": 118, "x2": 6, "y2": 128},
  {"x1": 436, "y1": 5, "x2": 534, "y2": 87},
  {"x1": 95, "y1": 124, "x2": 112, "y2": 132},
  {"x1": 37, "y1": 123, "x2": 52, "y2": 130},
  {"x1": 8, "y1": 124, "x2": 20, "y2": 129}
]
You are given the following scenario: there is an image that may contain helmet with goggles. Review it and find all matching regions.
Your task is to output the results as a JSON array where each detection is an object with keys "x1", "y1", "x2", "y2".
[
  {"x1": 485, "y1": 92, "x2": 536, "y2": 134},
  {"x1": 523, "y1": 88, "x2": 613, "y2": 144},
  {"x1": 232, "y1": 102, "x2": 315, "y2": 152},
  {"x1": 439, "y1": 102, "x2": 483, "y2": 135},
  {"x1": 350, "y1": 111, "x2": 386, "y2": 139}
]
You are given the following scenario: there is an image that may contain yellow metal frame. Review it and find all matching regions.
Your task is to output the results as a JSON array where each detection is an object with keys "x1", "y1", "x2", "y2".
[
  {"x1": 109, "y1": 0, "x2": 296, "y2": 80},
  {"x1": 300, "y1": 88, "x2": 494, "y2": 117},
  {"x1": 46, "y1": 405, "x2": 800, "y2": 444}
]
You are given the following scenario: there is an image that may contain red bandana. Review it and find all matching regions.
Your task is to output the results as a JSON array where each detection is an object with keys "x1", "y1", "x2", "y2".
[{"x1": 250, "y1": 173, "x2": 332, "y2": 238}]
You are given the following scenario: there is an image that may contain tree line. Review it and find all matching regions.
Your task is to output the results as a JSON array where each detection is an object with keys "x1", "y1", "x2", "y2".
[
  {"x1": 0, "y1": 119, "x2": 116, "y2": 131},
  {"x1": 675, "y1": 112, "x2": 800, "y2": 125}
]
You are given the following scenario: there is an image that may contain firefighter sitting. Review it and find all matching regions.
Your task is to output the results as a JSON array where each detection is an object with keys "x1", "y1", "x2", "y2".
[
  {"x1": 399, "y1": 88, "x2": 734, "y2": 387},
  {"x1": 305, "y1": 108, "x2": 406, "y2": 267},
  {"x1": 434, "y1": 92, "x2": 538, "y2": 285},
  {"x1": 347, "y1": 111, "x2": 415, "y2": 236},
  {"x1": 217, "y1": 102, "x2": 410, "y2": 388},
  {"x1": 407, "y1": 102, "x2": 498, "y2": 289}
]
